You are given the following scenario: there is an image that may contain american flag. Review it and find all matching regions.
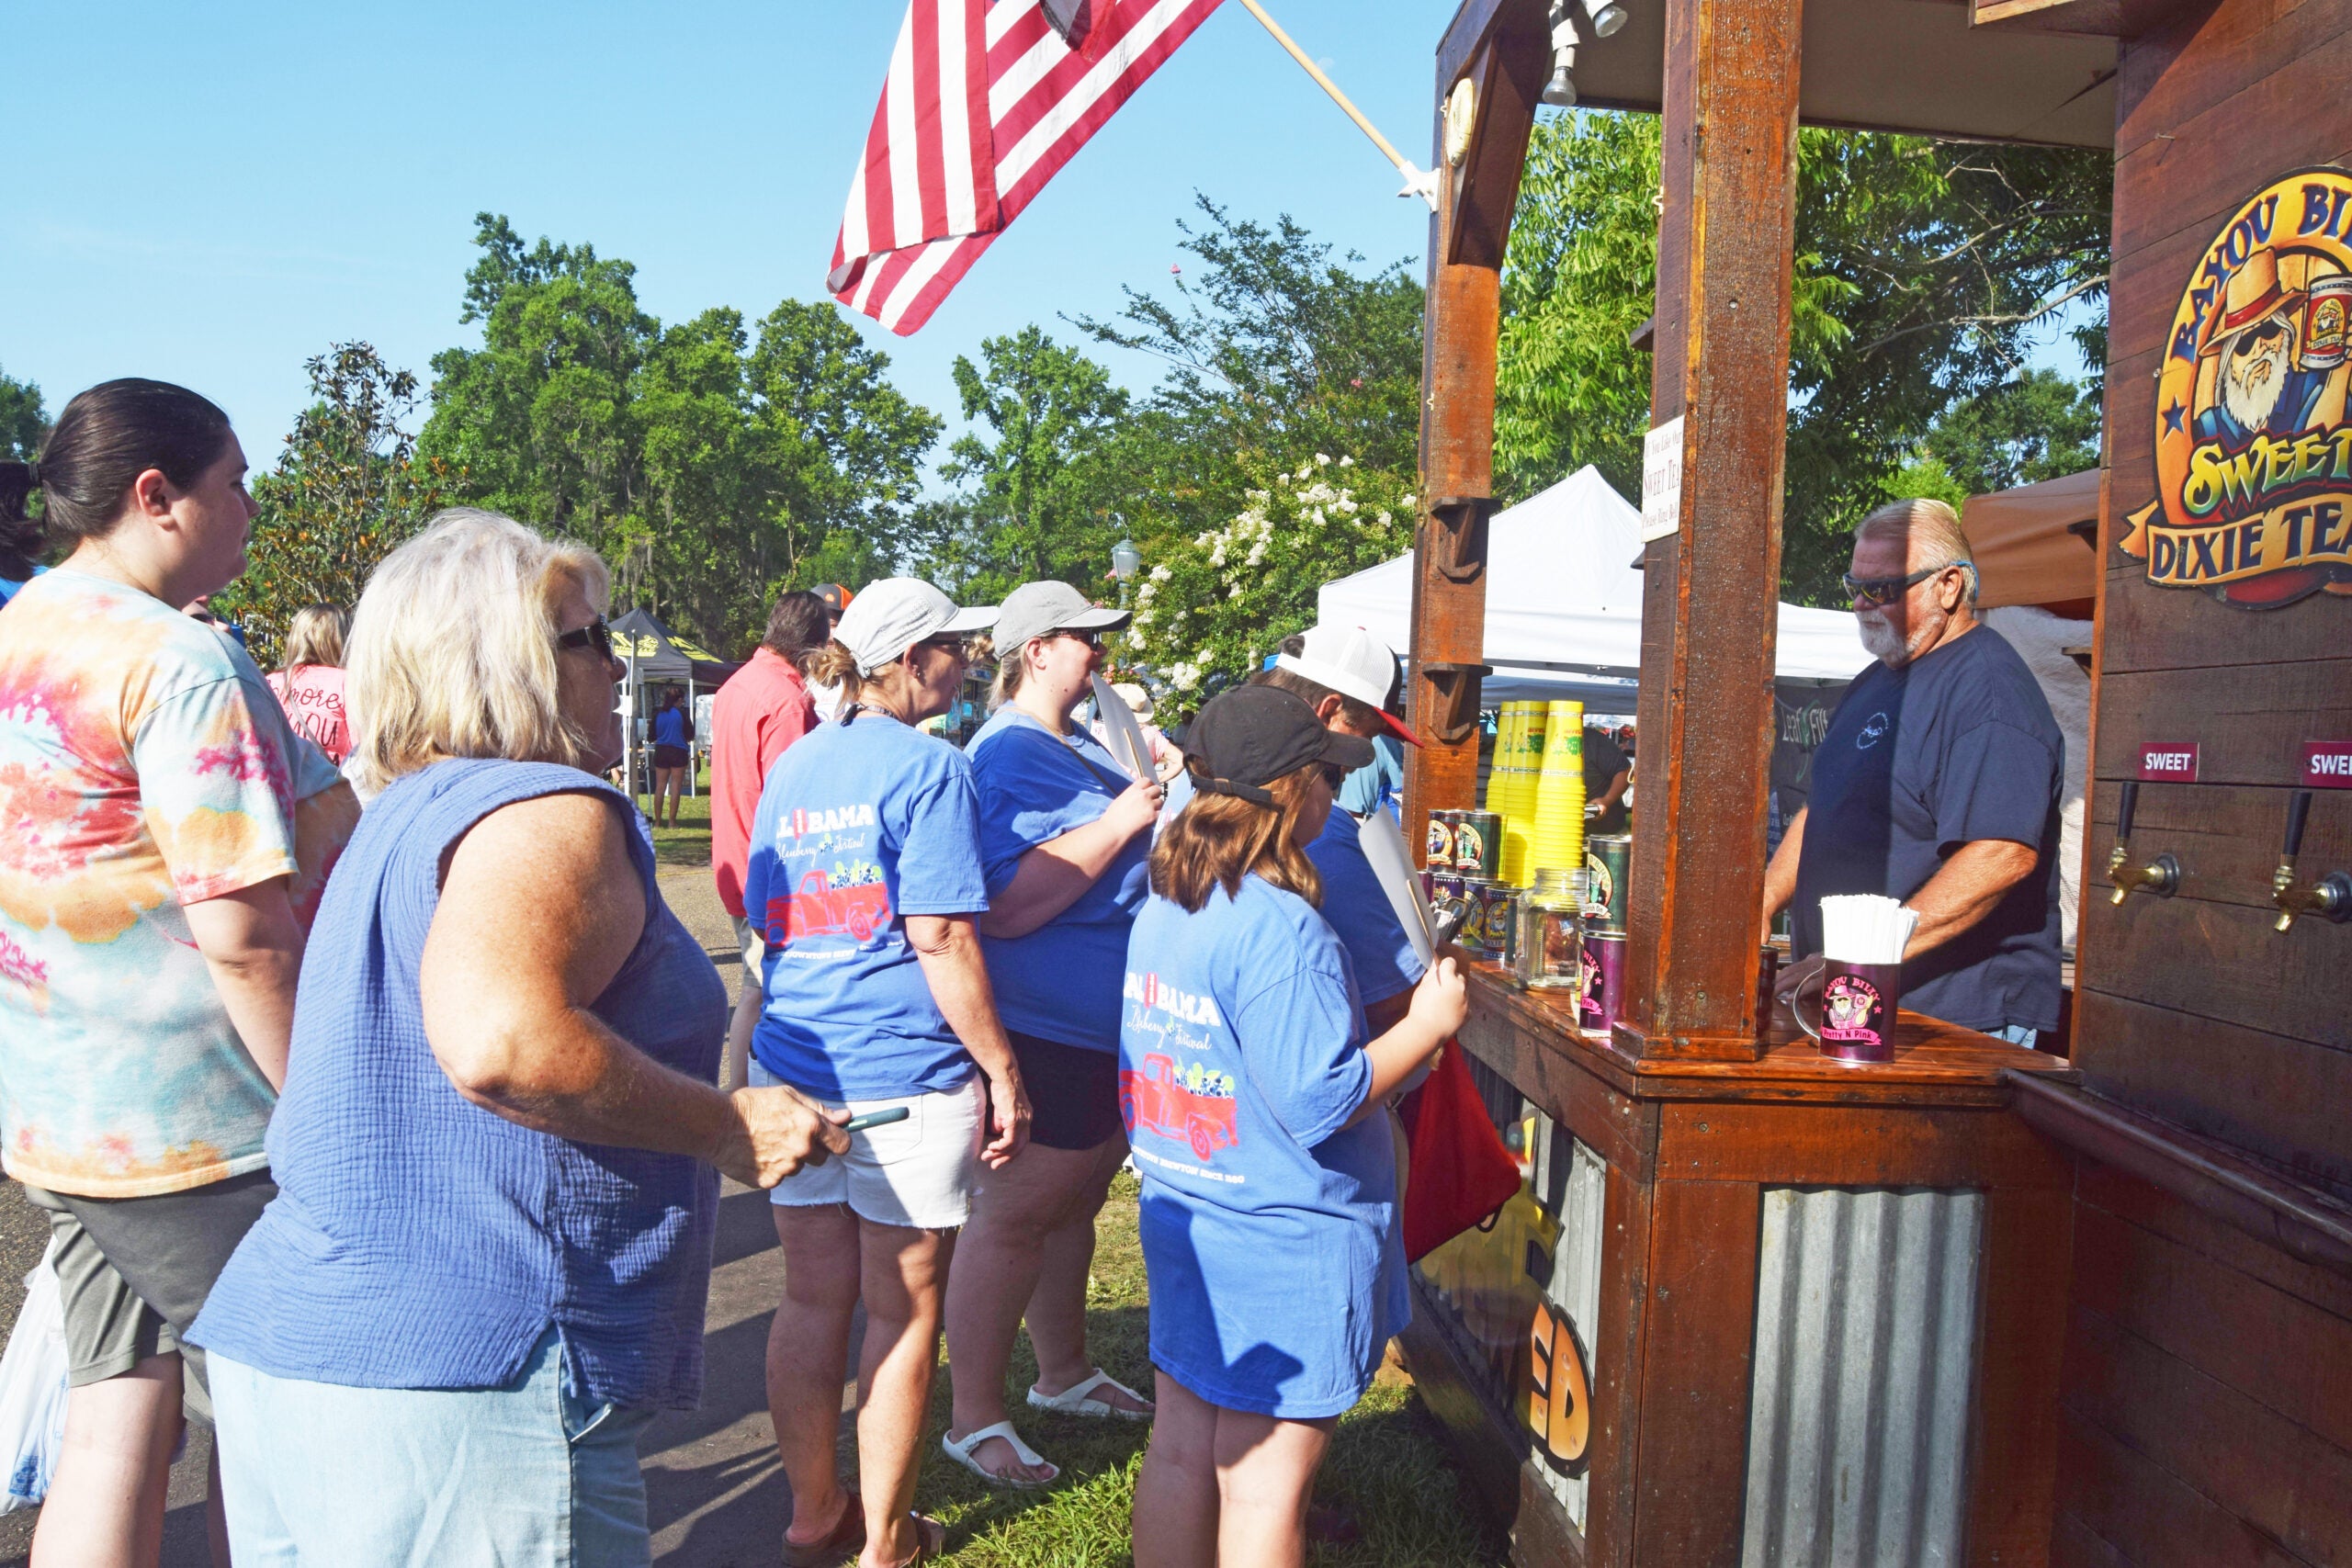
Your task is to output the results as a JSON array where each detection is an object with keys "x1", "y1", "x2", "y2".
[{"x1": 827, "y1": 0, "x2": 1227, "y2": 335}]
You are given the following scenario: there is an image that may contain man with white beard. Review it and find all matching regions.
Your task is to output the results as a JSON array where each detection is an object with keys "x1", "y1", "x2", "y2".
[
  {"x1": 2194, "y1": 248, "x2": 2326, "y2": 444},
  {"x1": 1760, "y1": 500, "x2": 2064, "y2": 1047}
]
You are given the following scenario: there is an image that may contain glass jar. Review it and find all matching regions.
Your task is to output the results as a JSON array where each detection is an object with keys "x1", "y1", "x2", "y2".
[{"x1": 1515, "y1": 867, "x2": 1585, "y2": 990}]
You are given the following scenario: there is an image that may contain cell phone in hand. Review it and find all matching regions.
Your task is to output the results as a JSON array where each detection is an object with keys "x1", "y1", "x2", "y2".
[
  {"x1": 842, "y1": 1107, "x2": 911, "y2": 1134},
  {"x1": 1433, "y1": 901, "x2": 1469, "y2": 945}
]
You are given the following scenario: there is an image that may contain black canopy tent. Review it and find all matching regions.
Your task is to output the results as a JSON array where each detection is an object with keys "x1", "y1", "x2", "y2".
[{"x1": 608, "y1": 608, "x2": 741, "y2": 800}]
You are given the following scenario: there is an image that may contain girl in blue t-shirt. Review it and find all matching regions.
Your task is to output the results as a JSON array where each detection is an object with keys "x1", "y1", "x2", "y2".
[
  {"x1": 1121, "y1": 686, "x2": 1465, "y2": 1568},
  {"x1": 944, "y1": 581, "x2": 1163, "y2": 1489},
  {"x1": 746, "y1": 577, "x2": 1028, "y2": 1568}
]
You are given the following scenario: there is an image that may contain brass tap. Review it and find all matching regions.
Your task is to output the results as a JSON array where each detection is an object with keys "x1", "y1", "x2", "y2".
[
  {"x1": 2273, "y1": 865, "x2": 2352, "y2": 932},
  {"x1": 2109, "y1": 851, "x2": 2180, "y2": 905},
  {"x1": 2269, "y1": 789, "x2": 2349, "y2": 931}
]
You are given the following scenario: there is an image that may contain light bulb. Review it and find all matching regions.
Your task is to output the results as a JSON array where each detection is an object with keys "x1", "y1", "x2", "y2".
[
  {"x1": 1542, "y1": 62, "x2": 1577, "y2": 107},
  {"x1": 1585, "y1": 0, "x2": 1627, "y2": 37}
]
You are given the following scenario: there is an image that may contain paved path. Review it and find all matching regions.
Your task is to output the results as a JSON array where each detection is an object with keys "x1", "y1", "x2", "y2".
[{"x1": 0, "y1": 862, "x2": 834, "y2": 1566}]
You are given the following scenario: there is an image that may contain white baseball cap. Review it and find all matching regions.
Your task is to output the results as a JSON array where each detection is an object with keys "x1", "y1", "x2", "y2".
[
  {"x1": 1275, "y1": 622, "x2": 1418, "y2": 746},
  {"x1": 836, "y1": 578, "x2": 997, "y2": 676}
]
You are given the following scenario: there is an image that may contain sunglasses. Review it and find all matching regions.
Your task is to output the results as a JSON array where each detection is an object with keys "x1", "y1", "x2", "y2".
[
  {"x1": 1317, "y1": 761, "x2": 1351, "y2": 790},
  {"x1": 556, "y1": 615, "x2": 615, "y2": 661},
  {"x1": 917, "y1": 634, "x2": 973, "y2": 659},
  {"x1": 1050, "y1": 627, "x2": 1106, "y2": 650},
  {"x1": 1840, "y1": 561, "x2": 1969, "y2": 608}
]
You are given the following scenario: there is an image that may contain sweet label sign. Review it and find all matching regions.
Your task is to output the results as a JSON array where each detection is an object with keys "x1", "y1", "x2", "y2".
[
  {"x1": 2120, "y1": 166, "x2": 2352, "y2": 608},
  {"x1": 2301, "y1": 740, "x2": 2352, "y2": 787},
  {"x1": 2137, "y1": 743, "x2": 2201, "y2": 781}
]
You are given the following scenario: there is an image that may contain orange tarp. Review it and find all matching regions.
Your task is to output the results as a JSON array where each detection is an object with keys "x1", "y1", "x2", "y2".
[{"x1": 1962, "y1": 468, "x2": 2101, "y2": 609}]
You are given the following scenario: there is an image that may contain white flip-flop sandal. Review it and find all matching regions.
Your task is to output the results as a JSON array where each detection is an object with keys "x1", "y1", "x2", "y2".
[
  {"x1": 940, "y1": 1420, "x2": 1059, "y2": 1490},
  {"x1": 1027, "y1": 1368, "x2": 1154, "y2": 1421}
]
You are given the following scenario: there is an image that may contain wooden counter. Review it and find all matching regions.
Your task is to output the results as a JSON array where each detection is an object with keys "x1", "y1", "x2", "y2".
[{"x1": 1401, "y1": 963, "x2": 2080, "y2": 1567}]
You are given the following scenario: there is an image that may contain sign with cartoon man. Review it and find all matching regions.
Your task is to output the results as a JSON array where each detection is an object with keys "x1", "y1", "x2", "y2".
[{"x1": 2122, "y1": 166, "x2": 2352, "y2": 607}]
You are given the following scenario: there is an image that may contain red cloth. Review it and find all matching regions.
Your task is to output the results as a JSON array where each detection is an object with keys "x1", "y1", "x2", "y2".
[
  {"x1": 266, "y1": 664, "x2": 352, "y2": 766},
  {"x1": 711, "y1": 648, "x2": 817, "y2": 919},
  {"x1": 1400, "y1": 1042, "x2": 1525, "y2": 1264}
]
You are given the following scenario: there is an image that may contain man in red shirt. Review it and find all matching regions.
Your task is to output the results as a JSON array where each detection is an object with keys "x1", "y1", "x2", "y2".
[{"x1": 712, "y1": 590, "x2": 830, "y2": 1083}]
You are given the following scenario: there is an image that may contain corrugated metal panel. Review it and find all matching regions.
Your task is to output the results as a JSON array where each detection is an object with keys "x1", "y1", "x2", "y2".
[
  {"x1": 1741, "y1": 1186, "x2": 1984, "y2": 1568},
  {"x1": 1529, "y1": 1114, "x2": 1607, "y2": 1531}
]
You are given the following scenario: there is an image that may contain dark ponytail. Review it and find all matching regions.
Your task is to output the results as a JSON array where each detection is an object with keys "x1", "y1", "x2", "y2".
[
  {"x1": 29, "y1": 379, "x2": 235, "y2": 551},
  {"x1": 0, "y1": 461, "x2": 37, "y2": 582}
]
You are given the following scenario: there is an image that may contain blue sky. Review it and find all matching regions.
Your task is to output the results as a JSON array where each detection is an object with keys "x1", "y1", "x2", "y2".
[
  {"x1": 0, "y1": 0, "x2": 1454, "y2": 468},
  {"x1": 1, "y1": 1, "x2": 2089, "y2": 478}
]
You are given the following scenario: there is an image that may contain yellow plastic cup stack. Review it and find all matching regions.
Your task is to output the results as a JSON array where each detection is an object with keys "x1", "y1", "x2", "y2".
[
  {"x1": 1488, "y1": 701, "x2": 1538, "y2": 886},
  {"x1": 1529, "y1": 700, "x2": 1587, "y2": 880}
]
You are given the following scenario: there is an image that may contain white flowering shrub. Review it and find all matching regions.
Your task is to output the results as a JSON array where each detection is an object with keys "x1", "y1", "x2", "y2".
[{"x1": 1127, "y1": 453, "x2": 1415, "y2": 716}]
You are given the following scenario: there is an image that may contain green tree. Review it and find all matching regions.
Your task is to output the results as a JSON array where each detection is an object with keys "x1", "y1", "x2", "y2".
[
  {"x1": 1071, "y1": 197, "x2": 1424, "y2": 543},
  {"x1": 1917, "y1": 367, "x2": 2101, "y2": 494},
  {"x1": 928, "y1": 326, "x2": 1129, "y2": 603},
  {"x1": 215, "y1": 344, "x2": 452, "y2": 666},
  {"x1": 0, "y1": 366, "x2": 45, "y2": 462},
  {"x1": 419, "y1": 216, "x2": 941, "y2": 656},
  {"x1": 1493, "y1": 112, "x2": 2110, "y2": 603},
  {"x1": 1123, "y1": 453, "x2": 1416, "y2": 717}
]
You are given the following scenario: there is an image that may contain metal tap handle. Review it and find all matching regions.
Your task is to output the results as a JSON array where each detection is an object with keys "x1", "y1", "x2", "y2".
[
  {"x1": 2117, "y1": 778, "x2": 2140, "y2": 842},
  {"x1": 2284, "y1": 788, "x2": 2313, "y2": 861}
]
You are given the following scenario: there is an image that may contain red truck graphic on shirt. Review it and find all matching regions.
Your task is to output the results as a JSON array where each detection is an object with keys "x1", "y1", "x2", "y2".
[
  {"x1": 1119, "y1": 1053, "x2": 1238, "y2": 1161},
  {"x1": 764, "y1": 869, "x2": 892, "y2": 944}
]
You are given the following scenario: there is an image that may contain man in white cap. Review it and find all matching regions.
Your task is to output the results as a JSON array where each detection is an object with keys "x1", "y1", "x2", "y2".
[{"x1": 1249, "y1": 624, "x2": 1429, "y2": 1034}]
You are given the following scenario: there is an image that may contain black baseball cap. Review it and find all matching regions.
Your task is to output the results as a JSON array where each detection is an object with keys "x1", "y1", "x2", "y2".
[{"x1": 1182, "y1": 686, "x2": 1374, "y2": 806}]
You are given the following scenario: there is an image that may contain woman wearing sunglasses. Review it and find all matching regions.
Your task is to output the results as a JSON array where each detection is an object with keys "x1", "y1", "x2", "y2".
[
  {"x1": 747, "y1": 578, "x2": 1030, "y2": 1568},
  {"x1": 1121, "y1": 686, "x2": 1465, "y2": 1568},
  {"x1": 941, "y1": 581, "x2": 1165, "y2": 1488}
]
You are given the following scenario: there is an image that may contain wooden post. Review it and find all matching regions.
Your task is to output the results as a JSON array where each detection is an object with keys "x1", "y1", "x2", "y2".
[
  {"x1": 1620, "y1": 0, "x2": 1804, "y2": 1059},
  {"x1": 1404, "y1": 0, "x2": 1544, "y2": 849}
]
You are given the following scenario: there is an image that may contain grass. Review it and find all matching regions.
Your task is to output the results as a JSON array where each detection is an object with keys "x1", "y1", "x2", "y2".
[
  {"x1": 892, "y1": 1173, "x2": 1510, "y2": 1567},
  {"x1": 638, "y1": 768, "x2": 717, "y2": 870}
]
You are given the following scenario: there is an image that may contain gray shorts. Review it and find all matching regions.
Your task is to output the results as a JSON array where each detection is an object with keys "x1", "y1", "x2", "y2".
[{"x1": 21, "y1": 1170, "x2": 277, "y2": 1423}]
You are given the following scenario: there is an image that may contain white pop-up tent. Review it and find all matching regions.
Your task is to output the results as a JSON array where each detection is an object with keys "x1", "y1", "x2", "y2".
[{"x1": 1317, "y1": 466, "x2": 1874, "y2": 705}]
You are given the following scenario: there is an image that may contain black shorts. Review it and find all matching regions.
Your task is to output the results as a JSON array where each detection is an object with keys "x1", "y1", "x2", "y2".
[
  {"x1": 651, "y1": 744, "x2": 689, "y2": 771},
  {"x1": 1009, "y1": 1030, "x2": 1125, "y2": 1151}
]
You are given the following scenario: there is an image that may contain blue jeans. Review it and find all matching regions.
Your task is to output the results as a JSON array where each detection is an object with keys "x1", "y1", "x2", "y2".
[
  {"x1": 209, "y1": 1329, "x2": 657, "y2": 1566},
  {"x1": 1989, "y1": 1023, "x2": 2039, "y2": 1049}
]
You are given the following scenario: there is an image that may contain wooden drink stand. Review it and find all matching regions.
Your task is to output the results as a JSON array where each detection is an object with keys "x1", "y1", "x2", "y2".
[{"x1": 1396, "y1": 2, "x2": 2352, "y2": 1564}]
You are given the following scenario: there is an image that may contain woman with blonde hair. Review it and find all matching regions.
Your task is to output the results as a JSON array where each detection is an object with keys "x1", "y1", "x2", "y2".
[
  {"x1": 1121, "y1": 685, "x2": 1465, "y2": 1568},
  {"x1": 748, "y1": 578, "x2": 1028, "y2": 1568},
  {"x1": 266, "y1": 602, "x2": 354, "y2": 765},
  {"x1": 188, "y1": 508, "x2": 850, "y2": 1565}
]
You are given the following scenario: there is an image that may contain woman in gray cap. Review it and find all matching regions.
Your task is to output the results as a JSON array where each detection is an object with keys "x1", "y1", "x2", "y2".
[
  {"x1": 747, "y1": 577, "x2": 1029, "y2": 1568},
  {"x1": 941, "y1": 581, "x2": 1164, "y2": 1487}
]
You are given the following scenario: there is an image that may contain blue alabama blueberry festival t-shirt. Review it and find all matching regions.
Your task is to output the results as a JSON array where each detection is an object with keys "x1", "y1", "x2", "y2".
[
  {"x1": 1793, "y1": 625, "x2": 2064, "y2": 1032},
  {"x1": 1162, "y1": 769, "x2": 1424, "y2": 1010},
  {"x1": 746, "y1": 711, "x2": 991, "y2": 1100},
  {"x1": 1306, "y1": 802, "x2": 1427, "y2": 1008},
  {"x1": 1120, "y1": 874, "x2": 1408, "y2": 1419},
  {"x1": 968, "y1": 707, "x2": 1151, "y2": 1053}
]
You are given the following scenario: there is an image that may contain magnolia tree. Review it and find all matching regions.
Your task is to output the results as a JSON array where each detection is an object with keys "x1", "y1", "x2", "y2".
[{"x1": 1125, "y1": 453, "x2": 1414, "y2": 716}]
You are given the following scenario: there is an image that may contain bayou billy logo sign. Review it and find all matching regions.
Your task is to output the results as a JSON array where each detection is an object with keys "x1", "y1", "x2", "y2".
[{"x1": 2121, "y1": 166, "x2": 2352, "y2": 607}]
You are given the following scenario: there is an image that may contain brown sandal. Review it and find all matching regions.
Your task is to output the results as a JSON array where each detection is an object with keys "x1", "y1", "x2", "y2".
[
  {"x1": 782, "y1": 1488, "x2": 864, "y2": 1567},
  {"x1": 867, "y1": 1513, "x2": 946, "y2": 1568}
]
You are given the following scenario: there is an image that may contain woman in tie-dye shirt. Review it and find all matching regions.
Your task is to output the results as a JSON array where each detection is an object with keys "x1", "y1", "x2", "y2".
[{"x1": 0, "y1": 379, "x2": 357, "y2": 1563}]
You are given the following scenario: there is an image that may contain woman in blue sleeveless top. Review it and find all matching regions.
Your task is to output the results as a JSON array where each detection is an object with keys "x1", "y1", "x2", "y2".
[{"x1": 189, "y1": 511, "x2": 849, "y2": 1567}]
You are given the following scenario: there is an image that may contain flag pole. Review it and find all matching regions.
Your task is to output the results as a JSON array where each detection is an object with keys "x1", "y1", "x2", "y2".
[{"x1": 1229, "y1": 0, "x2": 1439, "y2": 209}]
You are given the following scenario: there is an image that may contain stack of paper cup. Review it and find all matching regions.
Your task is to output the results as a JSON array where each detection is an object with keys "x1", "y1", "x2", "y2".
[
  {"x1": 1530, "y1": 700, "x2": 1587, "y2": 878},
  {"x1": 1484, "y1": 703, "x2": 1527, "y2": 884}
]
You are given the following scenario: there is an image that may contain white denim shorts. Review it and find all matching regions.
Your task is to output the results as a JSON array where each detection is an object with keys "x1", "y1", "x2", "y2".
[{"x1": 750, "y1": 1063, "x2": 985, "y2": 1230}]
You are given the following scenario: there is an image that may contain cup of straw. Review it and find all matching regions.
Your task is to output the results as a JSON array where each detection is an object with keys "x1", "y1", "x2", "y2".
[{"x1": 1793, "y1": 894, "x2": 1919, "y2": 1065}]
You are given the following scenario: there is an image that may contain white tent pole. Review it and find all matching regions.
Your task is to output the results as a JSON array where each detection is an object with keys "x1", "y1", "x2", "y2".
[
  {"x1": 624, "y1": 649, "x2": 639, "y2": 803},
  {"x1": 685, "y1": 676, "x2": 697, "y2": 799}
]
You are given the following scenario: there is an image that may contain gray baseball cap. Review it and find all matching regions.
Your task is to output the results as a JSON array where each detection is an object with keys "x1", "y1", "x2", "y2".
[
  {"x1": 992, "y1": 581, "x2": 1129, "y2": 656},
  {"x1": 836, "y1": 578, "x2": 997, "y2": 676}
]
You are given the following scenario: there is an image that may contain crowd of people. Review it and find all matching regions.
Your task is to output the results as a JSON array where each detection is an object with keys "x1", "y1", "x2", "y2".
[{"x1": 0, "y1": 378, "x2": 1466, "y2": 1568}]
